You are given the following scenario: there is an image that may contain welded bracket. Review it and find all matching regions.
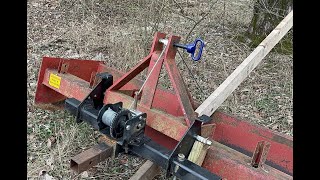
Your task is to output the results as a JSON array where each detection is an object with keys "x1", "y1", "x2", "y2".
[
  {"x1": 74, "y1": 72, "x2": 113, "y2": 123},
  {"x1": 105, "y1": 32, "x2": 197, "y2": 127}
]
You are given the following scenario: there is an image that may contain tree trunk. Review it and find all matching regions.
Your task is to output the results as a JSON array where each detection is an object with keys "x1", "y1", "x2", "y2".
[{"x1": 247, "y1": 0, "x2": 293, "y2": 46}]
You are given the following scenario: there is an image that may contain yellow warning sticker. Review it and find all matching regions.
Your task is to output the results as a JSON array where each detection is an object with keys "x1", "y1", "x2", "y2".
[{"x1": 49, "y1": 73, "x2": 61, "y2": 89}]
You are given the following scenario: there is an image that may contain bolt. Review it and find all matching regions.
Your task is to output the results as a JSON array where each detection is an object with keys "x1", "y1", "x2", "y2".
[
  {"x1": 195, "y1": 135, "x2": 212, "y2": 146},
  {"x1": 139, "y1": 116, "x2": 146, "y2": 122},
  {"x1": 126, "y1": 125, "x2": 131, "y2": 130},
  {"x1": 137, "y1": 123, "x2": 143, "y2": 128},
  {"x1": 177, "y1": 153, "x2": 185, "y2": 161}
]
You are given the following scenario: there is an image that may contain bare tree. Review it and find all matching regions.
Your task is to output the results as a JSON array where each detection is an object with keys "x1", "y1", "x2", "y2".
[{"x1": 246, "y1": 0, "x2": 292, "y2": 46}]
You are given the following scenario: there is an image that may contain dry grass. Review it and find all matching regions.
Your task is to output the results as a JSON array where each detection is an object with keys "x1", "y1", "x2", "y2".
[{"x1": 27, "y1": 0, "x2": 292, "y2": 179}]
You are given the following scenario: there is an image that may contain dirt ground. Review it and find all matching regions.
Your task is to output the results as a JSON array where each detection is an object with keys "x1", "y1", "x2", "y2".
[{"x1": 27, "y1": 0, "x2": 292, "y2": 179}]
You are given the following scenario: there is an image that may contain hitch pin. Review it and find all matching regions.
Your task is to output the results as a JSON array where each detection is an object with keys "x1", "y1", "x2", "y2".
[{"x1": 159, "y1": 37, "x2": 205, "y2": 61}]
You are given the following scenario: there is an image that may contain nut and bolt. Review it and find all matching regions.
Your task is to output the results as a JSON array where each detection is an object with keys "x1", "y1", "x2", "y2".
[
  {"x1": 126, "y1": 125, "x2": 131, "y2": 130},
  {"x1": 137, "y1": 123, "x2": 144, "y2": 128},
  {"x1": 177, "y1": 153, "x2": 185, "y2": 161}
]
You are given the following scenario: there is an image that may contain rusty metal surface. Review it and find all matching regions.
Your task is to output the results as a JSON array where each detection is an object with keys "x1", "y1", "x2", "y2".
[
  {"x1": 70, "y1": 143, "x2": 113, "y2": 174},
  {"x1": 144, "y1": 126, "x2": 178, "y2": 150},
  {"x1": 42, "y1": 69, "x2": 91, "y2": 101},
  {"x1": 140, "y1": 51, "x2": 164, "y2": 108},
  {"x1": 58, "y1": 61, "x2": 69, "y2": 74},
  {"x1": 202, "y1": 141, "x2": 292, "y2": 180},
  {"x1": 163, "y1": 35, "x2": 196, "y2": 127},
  {"x1": 211, "y1": 111, "x2": 293, "y2": 175},
  {"x1": 140, "y1": 32, "x2": 166, "y2": 108},
  {"x1": 35, "y1": 57, "x2": 69, "y2": 104},
  {"x1": 38, "y1": 57, "x2": 184, "y2": 117},
  {"x1": 89, "y1": 71, "x2": 97, "y2": 88},
  {"x1": 201, "y1": 123, "x2": 216, "y2": 138},
  {"x1": 35, "y1": 57, "x2": 102, "y2": 105},
  {"x1": 251, "y1": 141, "x2": 271, "y2": 168}
]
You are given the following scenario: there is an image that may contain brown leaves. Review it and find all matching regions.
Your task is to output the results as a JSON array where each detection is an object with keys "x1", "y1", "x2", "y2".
[{"x1": 47, "y1": 136, "x2": 56, "y2": 149}]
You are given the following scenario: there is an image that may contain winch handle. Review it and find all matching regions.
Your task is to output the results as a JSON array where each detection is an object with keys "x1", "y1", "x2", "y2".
[{"x1": 174, "y1": 38, "x2": 205, "y2": 61}]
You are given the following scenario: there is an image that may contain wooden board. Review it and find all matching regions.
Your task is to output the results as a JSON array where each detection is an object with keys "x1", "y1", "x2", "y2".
[
  {"x1": 188, "y1": 124, "x2": 215, "y2": 165},
  {"x1": 129, "y1": 160, "x2": 160, "y2": 180},
  {"x1": 195, "y1": 11, "x2": 293, "y2": 117}
]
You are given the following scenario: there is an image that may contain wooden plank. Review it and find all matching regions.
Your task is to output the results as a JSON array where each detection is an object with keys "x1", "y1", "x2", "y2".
[
  {"x1": 129, "y1": 160, "x2": 160, "y2": 180},
  {"x1": 195, "y1": 11, "x2": 293, "y2": 117},
  {"x1": 188, "y1": 141, "x2": 210, "y2": 166},
  {"x1": 188, "y1": 124, "x2": 215, "y2": 166}
]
